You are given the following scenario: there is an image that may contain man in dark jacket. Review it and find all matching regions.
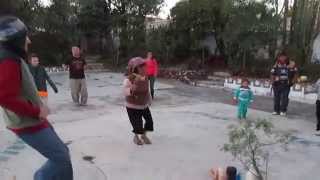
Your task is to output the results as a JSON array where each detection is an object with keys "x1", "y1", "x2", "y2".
[
  {"x1": 0, "y1": 16, "x2": 73, "y2": 180},
  {"x1": 271, "y1": 52, "x2": 296, "y2": 116},
  {"x1": 29, "y1": 53, "x2": 58, "y2": 106}
]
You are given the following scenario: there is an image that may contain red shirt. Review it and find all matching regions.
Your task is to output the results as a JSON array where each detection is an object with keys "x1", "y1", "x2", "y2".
[
  {"x1": 0, "y1": 59, "x2": 49, "y2": 134},
  {"x1": 146, "y1": 58, "x2": 159, "y2": 76}
]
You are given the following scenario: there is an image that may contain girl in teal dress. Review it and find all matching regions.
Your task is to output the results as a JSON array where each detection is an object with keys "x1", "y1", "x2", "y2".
[{"x1": 233, "y1": 79, "x2": 254, "y2": 120}]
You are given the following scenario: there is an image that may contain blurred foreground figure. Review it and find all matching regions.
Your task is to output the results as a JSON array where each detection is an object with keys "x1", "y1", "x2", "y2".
[{"x1": 0, "y1": 16, "x2": 73, "y2": 180}]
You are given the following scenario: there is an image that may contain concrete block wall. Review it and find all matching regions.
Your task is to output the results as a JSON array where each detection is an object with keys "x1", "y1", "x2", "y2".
[{"x1": 224, "y1": 78, "x2": 315, "y2": 100}]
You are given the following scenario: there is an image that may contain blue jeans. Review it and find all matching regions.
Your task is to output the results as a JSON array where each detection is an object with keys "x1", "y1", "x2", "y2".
[{"x1": 18, "y1": 127, "x2": 73, "y2": 180}]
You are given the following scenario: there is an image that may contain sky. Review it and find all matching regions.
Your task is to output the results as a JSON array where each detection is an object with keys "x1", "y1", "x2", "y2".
[
  {"x1": 159, "y1": 0, "x2": 180, "y2": 18},
  {"x1": 40, "y1": 0, "x2": 181, "y2": 19}
]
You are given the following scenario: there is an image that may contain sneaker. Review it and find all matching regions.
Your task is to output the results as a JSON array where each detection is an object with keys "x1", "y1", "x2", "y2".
[
  {"x1": 272, "y1": 112, "x2": 279, "y2": 115},
  {"x1": 315, "y1": 131, "x2": 320, "y2": 136},
  {"x1": 141, "y1": 134, "x2": 152, "y2": 145},
  {"x1": 280, "y1": 112, "x2": 287, "y2": 116},
  {"x1": 133, "y1": 135, "x2": 144, "y2": 146}
]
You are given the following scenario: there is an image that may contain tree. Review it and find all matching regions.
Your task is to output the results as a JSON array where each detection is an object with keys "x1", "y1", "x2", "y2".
[
  {"x1": 223, "y1": 119, "x2": 291, "y2": 180},
  {"x1": 289, "y1": 0, "x2": 320, "y2": 65},
  {"x1": 77, "y1": 0, "x2": 113, "y2": 54},
  {"x1": 223, "y1": 0, "x2": 279, "y2": 69},
  {"x1": 109, "y1": 0, "x2": 164, "y2": 58},
  {"x1": 169, "y1": 0, "x2": 232, "y2": 61}
]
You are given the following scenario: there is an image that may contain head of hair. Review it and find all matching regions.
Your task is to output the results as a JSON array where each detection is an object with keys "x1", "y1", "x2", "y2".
[
  {"x1": 28, "y1": 53, "x2": 38, "y2": 62},
  {"x1": 276, "y1": 51, "x2": 289, "y2": 64},
  {"x1": 242, "y1": 78, "x2": 250, "y2": 84},
  {"x1": 226, "y1": 166, "x2": 237, "y2": 180}
]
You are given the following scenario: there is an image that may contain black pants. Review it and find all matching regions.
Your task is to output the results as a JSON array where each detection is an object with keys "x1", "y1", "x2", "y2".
[
  {"x1": 317, "y1": 100, "x2": 320, "y2": 131},
  {"x1": 126, "y1": 107, "x2": 154, "y2": 135},
  {"x1": 149, "y1": 76, "x2": 156, "y2": 99},
  {"x1": 273, "y1": 84, "x2": 291, "y2": 113}
]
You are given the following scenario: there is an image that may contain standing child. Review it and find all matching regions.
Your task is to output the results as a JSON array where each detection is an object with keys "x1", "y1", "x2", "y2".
[
  {"x1": 28, "y1": 53, "x2": 58, "y2": 106},
  {"x1": 123, "y1": 57, "x2": 154, "y2": 145},
  {"x1": 233, "y1": 79, "x2": 254, "y2": 120},
  {"x1": 315, "y1": 78, "x2": 320, "y2": 135}
]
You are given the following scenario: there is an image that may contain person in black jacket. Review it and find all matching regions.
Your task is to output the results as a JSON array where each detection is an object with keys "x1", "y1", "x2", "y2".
[
  {"x1": 29, "y1": 53, "x2": 58, "y2": 106},
  {"x1": 271, "y1": 52, "x2": 295, "y2": 116}
]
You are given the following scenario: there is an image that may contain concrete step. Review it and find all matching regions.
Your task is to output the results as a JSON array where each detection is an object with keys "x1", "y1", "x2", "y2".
[
  {"x1": 208, "y1": 76, "x2": 225, "y2": 82},
  {"x1": 196, "y1": 80, "x2": 225, "y2": 88}
]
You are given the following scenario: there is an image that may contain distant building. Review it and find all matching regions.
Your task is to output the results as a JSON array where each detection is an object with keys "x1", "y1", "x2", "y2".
[{"x1": 145, "y1": 17, "x2": 170, "y2": 31}]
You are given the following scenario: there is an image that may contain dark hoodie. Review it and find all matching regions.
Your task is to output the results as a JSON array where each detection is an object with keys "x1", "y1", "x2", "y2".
[{"x1": 28, "y1": 65, "x2": 58, "y2": 93}]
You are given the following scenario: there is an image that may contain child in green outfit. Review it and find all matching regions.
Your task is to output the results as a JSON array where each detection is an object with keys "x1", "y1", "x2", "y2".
[{"x1": 233, "y1": 79, "x2": 254, "y2": 120}]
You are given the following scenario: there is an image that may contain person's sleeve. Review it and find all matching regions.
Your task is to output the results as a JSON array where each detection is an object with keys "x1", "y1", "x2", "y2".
[
  {"x1": 270, "y1": 67, "x2": 276, "y2": 75},
  {"x1": 123, "y1": 79, "x2": 132, "y2": 96},
  {"x1": 45, "y1": 69, "x2": 58, "y2": 92},
  {"x1": 0, "y1": 60, "x2": 40, "y2": 118}
]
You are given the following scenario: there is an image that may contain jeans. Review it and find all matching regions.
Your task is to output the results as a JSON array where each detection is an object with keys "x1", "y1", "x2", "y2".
[
  {"x1": 273, "y1": 84, "x2": 291, "y2": 113},
  {"x1": 18, "y1": 127, "x2": 73, "y2": 180},
  {"x1": 148, "y1": 76, "x2": 156, "y2": 99},
  {"x1": 126, "y1": 107, "x2": 154, "y2": 134}
]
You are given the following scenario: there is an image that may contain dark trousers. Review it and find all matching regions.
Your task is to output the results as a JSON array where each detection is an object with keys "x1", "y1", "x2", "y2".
[
  {"x1": 317, "y1": 100, "x2": 320, "y2": 131},
  {"x1": 149, "y1": 76, "x2": 156, "y2": 99},
  {"x1": 273, "y1": 84, "x2": 291, "y2": 113},
  {"x1": 126, "y1": 107, "x2": 154, "y2": 135}
]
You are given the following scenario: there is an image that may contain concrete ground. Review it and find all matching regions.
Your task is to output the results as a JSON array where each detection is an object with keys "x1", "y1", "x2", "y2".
[{"x1": 0, "y1": 72, "x2": 319, "y2": 180}]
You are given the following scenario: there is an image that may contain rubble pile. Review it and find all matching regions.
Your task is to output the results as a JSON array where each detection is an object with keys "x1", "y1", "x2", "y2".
[{"x1": 159, "y1": 69, "x2": 208, "y2": 85}]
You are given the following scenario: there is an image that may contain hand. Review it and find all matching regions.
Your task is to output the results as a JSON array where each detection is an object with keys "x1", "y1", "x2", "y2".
[
  {"x1": 39, "y1": 106, "x2": 49, "y2": 120},
  {"x1": 128, "y1": 74, "x2": 136, "y2": 82},
  {"x1": 232, "y1": 98, "x2": 238, "y2": 105}
]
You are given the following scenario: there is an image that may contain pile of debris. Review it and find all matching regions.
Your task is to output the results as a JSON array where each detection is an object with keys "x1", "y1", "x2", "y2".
[{"x1": 159, "y1": 69, "x2": 208, "y2": 85}]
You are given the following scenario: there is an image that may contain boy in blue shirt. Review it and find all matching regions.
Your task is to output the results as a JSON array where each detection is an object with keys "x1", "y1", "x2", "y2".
[{"x1": 234, "y1": 79, "x2": 254, "y2": 120}]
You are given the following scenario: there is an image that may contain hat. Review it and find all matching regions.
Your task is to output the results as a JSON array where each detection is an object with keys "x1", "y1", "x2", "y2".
[
  {"x1": 128, "y1": 57, "x2": 145, "y2": 72},
  {"x1": 0, "y1": 16, "x2": 28, "y2": 57},
  {"x1": 0, "y1": 16, "x2": 27, "y2": 44}
]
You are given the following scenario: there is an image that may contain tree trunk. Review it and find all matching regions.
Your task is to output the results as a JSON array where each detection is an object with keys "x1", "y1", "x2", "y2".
[
  {"x1": 290, "y1": 0, "x2": 298, "y2": 44},
  {"x1": 306, "y1": 0, "x2": 320, "y2": 64},
  {"x1": 242, "y1": 50, "x2": 246, "y2": 70},
  {"x1": 282, "y1": 0, "x2": 289, "y2": 47}
]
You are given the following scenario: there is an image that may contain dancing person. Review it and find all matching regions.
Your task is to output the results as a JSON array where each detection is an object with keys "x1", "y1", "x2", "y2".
[
  {"x1": 0, "y1": 16, "x2": 73, "y2": 180},
  {"x1": 67, "y1": 46, "x2": 88, "y2": 106},
  {"x1": 124, "y1": 57, "x2": 154, "y2": 145},
  {"x1": 28, "y1": 53, "x2": 58, "y2": 106}
]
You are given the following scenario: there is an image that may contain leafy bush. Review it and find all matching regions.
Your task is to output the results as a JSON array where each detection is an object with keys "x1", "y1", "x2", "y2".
[{"x1": 223, "y1": 119, "x2": 291, "y2": 180}]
